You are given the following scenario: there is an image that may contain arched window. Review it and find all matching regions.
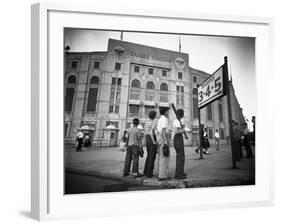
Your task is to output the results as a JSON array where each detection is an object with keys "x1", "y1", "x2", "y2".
[
  {"x1": 192, "y1": 88, "x2": 198, "y2": 95},
  {"x1": 192, "y1": 88, "x2": 198, "y2": 119},
  {"x1": 87, "y1": 76, "x2": 99, "y2": 112},
  {"x1": 146, "y1": 81, "x2": 155, "y2": 90},
  {"x1": 65, "y1": 75, "x2": 76, "y2": 112},
  {"x1": 90, "y1": 76, "x2": 99, "y2": 84},
  {"x1": 160, "y1": 83, "x2": 168, "y2": 91},
  {"x1": 67, "y1": 75, "x2": 76, "y2": 84},
  {"x1": 131, "y1": 79, "x2": 141, "y2": 88}
]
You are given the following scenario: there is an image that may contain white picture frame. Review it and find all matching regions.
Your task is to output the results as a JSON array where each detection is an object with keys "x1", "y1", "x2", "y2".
[{"x1": 31, "y1": 2, "x2": 274, "y2": 221}]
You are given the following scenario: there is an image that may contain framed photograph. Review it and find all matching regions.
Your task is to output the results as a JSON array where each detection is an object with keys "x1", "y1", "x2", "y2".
[{"x1": 31, "y1": 2, "x2": 274, "y2": 221}]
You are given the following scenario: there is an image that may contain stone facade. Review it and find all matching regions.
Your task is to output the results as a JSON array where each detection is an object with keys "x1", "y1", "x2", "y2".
[{"x1": 64, "y1": 39, "x2": 245, "y2": 147}]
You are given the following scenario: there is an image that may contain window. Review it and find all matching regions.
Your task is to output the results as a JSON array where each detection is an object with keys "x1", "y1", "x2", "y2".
[
  {"x1": 109, "y1": 77, "x2": 121, "y2": 113},
  {"x1": 115, "y1": 62, "x2": 121, "y2": 70},
  {"x1": 87, "y1": 88, "x2": 98, "y2": 112},
  {"x1": 129, "y1": 105, "x2": 140, "y2": 115},
  {"x1": 131, "y1": 79, "x2": 141, "y2": 88},
  {"x1": 90, "y1": 76, "x2": 99, "y2": 84},
  {"x1": 65, "y1": 75, "x2": 76, "y2": 112},
  {"x1": 162, "y1": 70, "x2": 167, "y2": 77},
  {"x1": 160, "y1": 83, "x2": 168, "y2": 91},
  {"x1": 192, "y1": 88, "x2": 198, "y2": 119},
  {"x1": 219, "y1": 103, "x2": 224, "y2": 122},
  {"x1": 193, "y1": 76, "x2": 197, "y2": 83},
  {"x1": 65, "y1": 88, "x2": 75, "y2": 112},
  {"x1": 220, "y1": 129, "x2": 225, "y2": 139},
  {"x1": 87, "y1": 76, "x2": 99, "y2": 112},
  {"x1": 71, "y1": 61, "x2": 78, "y2": 69},
  {"x1": 208, "y1": 128, "x2": 213, "y2": 139},
  {"x1": 106, "y1": 121, "x2": 119, "y2": 128},
  {"x1": 112, "y1": 77, "x2": 116, "y2": 85},
  {"x1": 146, "y1": 81, "x2": 155, "y2": 90},
  {"x1": 117, "y1": 78, "x2": 122, "y2": 86},
  {"x1": 176, "y1": 85, "x2": 184, "y2": 106},
  {"x1": 178, "y1": 72, "x2": 183, "y2": 79},
  {"x1": 109, "y1": 105, "x2": 114, "y2": 113},
  {"x1": 94, "y1": 61, "x2": 100, "y2": 69},
  {"x1": 68, "y1": 75, "x2": 76, "y2": 84},
  {"x1": 134, "y1": 65, "x2": 140, "y2": 73},
  {"x1": 207, "y1": 104, "x2": 213, "y2": 120},
  {"x1": 148, "y1": 68, "x2": 154, "y2": 75},
  {"x1": 64, "y1": 123, "x2": 68, "y2": 138}
]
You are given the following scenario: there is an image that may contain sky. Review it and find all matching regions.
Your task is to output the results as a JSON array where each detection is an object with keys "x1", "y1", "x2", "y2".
[{"x1": 65, "y1": 29, "x2": 256, "y2": 128}]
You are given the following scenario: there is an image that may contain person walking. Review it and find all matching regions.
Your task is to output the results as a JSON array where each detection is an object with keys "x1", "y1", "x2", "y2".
[
  {"x1": 233, "y1": 121, "x2": 242, "y2": 161},
  {"x1": 123, "y1": 118, "x2": 144, "y2": 178},
  {"x1": 143, "y1": 111, "x2": 158, "y2": 178},
  {"x1": 156, "y1": 107, "x2": 170, "y2": 181},
  {"x1": 119, "y1": 130, "x2": 128, "y2": 151},
  {"x1": 243, "y1": 123, "x2": 254, "y2": 158},
  {"x1": 76, "y1": 130, "x2": 84, "y2": 152},
  {"x1": 202, "y1": 127, "x2": 210, "y2": 154},
  {"x1": 214, "y1": 129, "x2": 220, "y2": 150},
  {"x1": 172, "y1": 109, "x2": 187, "y2": 179}
]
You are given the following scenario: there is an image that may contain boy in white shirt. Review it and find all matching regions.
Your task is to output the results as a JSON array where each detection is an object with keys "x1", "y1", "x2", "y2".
[{"x1": 214, "y1": 129, "x2": 220, "y2": 150}]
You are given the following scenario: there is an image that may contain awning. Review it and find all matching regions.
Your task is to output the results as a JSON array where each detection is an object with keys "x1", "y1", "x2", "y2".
[
  {"x1": 104, "y1": 124, "x2": 119, "y2": 131},
  {"x1": 129, "y1": 99, "x2": 141, "y2": 105},
  {"x1": 159, "y1": 102, "x2": 170, "y2": 108},
  {"x1": 76, "y1": 125, "x2": 95, "y2": 131},
  {"x1": 144, "y1": 101, "x2": 156, "y2": 106}
]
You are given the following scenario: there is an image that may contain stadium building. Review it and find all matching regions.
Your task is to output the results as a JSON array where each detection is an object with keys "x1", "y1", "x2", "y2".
[{"x1": 64, "y1": 39, "x2": 245, "y2": 147}]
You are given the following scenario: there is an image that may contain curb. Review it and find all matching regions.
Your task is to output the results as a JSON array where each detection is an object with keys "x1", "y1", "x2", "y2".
[{"x1": 65, "y1": 168, "x2": 255, "y2": 189}]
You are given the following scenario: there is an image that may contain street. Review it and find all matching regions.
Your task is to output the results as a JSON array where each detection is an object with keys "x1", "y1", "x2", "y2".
[{"x1": 65, "y1": 144, "x2": 255, "y2": 194}]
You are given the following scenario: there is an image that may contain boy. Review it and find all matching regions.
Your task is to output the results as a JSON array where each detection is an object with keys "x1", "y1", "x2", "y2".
[
  {"x1": 173, "y1": 109, "x2": 187, "y2": 179},
  {"x1": 214, "y1": 129, "x2": 220, "y2": 150},
  {"x1": 123, "y1": 118, "x2": 143, "y2": 178}
]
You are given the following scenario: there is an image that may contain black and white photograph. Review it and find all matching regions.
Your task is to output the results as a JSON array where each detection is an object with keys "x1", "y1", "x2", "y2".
[{"x1": 64, "y1": 28, "x2": 256, "y2": 194}]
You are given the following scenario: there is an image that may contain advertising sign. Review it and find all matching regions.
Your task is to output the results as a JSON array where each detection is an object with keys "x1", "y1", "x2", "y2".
[{"x1": 198, "y1": 66, "x2": 225, "y2": 108}]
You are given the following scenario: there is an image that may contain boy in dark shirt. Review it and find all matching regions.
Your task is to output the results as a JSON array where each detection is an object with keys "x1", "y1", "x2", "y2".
[{"x1": 123, "y1": 118, "x2": 143, "y2": 178}]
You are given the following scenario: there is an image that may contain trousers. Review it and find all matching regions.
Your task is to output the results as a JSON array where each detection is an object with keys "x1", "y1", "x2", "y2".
[
  {"x1": 144, "y1": 135, "x2": 157, "y2": 177},
  {"x1": 173, "y1": 134, "x2": 185, "y2": 177},
  {"x1": 123, "y1": 145, "x2": 140, "y2": 176}
]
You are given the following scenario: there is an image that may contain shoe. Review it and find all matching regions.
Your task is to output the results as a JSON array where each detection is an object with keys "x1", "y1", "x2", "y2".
[
  {"x1": 133, "y1": 173, "x2": 144, "y2": 178},
  {"x1": 175, "y1": 175, "x2": 187, "y2": 179},
  {"x1": 158, "y1": 177, "x2": 171, "y2": 181}
]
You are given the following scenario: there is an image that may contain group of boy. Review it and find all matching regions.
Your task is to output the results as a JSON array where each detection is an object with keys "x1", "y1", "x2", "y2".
[{"x1": 122, "y1": 108, "x2": 187, "y2": 180}]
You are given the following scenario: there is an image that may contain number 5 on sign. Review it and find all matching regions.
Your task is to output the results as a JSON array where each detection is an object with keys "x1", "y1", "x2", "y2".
[{"x1": 198, "y1": 65, "x2": 225, "y2": 109}]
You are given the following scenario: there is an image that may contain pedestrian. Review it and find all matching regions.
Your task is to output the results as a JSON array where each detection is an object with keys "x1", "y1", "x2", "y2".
[
  {"x1": 233, "y1": 121, "x2": 242, "y2": 161},
  {"x1": 195, "y1": 124, "x2": 204, "y2": 154},
  {"x1": 143, "y1": 111, "x2": 158, "y2": 178},
  {"x1": 202, "y1": 127, "x2": 210, "y2": 154},
  {"x1": 123, "y1": 118, "x2": 144, "y2": 178},
  {"x1": 76, "y1": 130, "x2": 84, "y2": 152},
  {"x1": 172, "y1": 108, "x2": 187, "y2": 179},
  {"x1": 243, "y1": 123, "x2": 254, "y2": 158},
  {"x1": 156, "y1": 107, "x2": 171, "y2": 181},
  {"x1": 119, "y1": 130, "x2": 128, "y2": 151},
  {"x1": 83, "y1": 134, "x2": 91, "y2": 148},
  {"x1": 214, "y1": 129, "x2": 220, "y2": 150}
]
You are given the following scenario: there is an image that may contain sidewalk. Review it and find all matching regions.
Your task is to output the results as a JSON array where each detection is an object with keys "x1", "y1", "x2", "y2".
[{"x1": 65, "y1": 144, "x2": 255, "y2": 189}]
